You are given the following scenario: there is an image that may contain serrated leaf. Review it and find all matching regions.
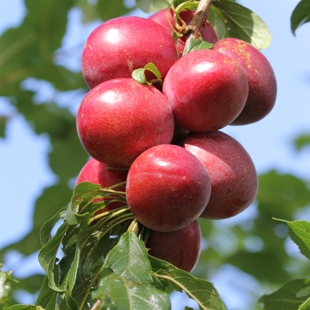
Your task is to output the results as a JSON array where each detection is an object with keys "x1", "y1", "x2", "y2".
[
  {"x1": 35, "y1": 276, "x2": 57, "y2": 309},
  {"x1": 259, "y1": 278, "x2": 310, "y2": 310},
  {"x1": 136, "y1": 0, "x2": 171, "y2": 13},
  {"x1": 103, "y1": 231, "x2": 153, "y2": 285},
  {"x1": 291, "y1": 0, "x2": 310, "y2": 35},
  {"x1": 93, "y1": 273, "x2": 171, "y2": 309},
  {"x1": 211, "y1": 1, "x2": 272, "y2": 49},
  {"x1": 38, "y1": 221, "x2": 69, "y2": 292},
  {"x1": 150, "y1": 256, "x2": 227, "y2": 310},
  {"x1": 276, "y1": 220, "x2": 310, "y2": 260},
  {"x1": 183, "y1": 36, "x2": 213, "y2": 55}
]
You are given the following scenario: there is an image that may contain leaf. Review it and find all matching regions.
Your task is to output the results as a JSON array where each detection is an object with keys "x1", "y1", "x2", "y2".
[
  {"x1": 294, "y1": 133, "x2": 310, "y2": 151},
  {"x1": 103, "y1": 231, "x2": 153, "y2": 285},
  {"x1": 0, "y1": 269, "x2": 13, "y2": 309},
  {"x1": 35, "y1": 276, "x2": 57, "y2": 309},
  {"x1": 93, "y1": 273, "x2": 171, "y2": 309},
  {"x1": 97, "y1": 0, "x2": 135, "y2": 21},
  {"x1": 132, "y1": 62, "x2": 162, "y2": 86},
  {"x1": 277, "y1": 220, "x2": 310, "y2": 260},
  {"x1": 136, "y1": 0, "x2": 171, "y2": 13},
  {"x1": 183, "y1": 36, "x2": 213, "y2": 55},
  {"x1": 0, "y1": 116, "x2": 7, "y2": 138},
  {"x1": 7, "y1": 306, "x2": 44, "y2": 310},
  {"x1": 211, "y1": 1, "x2": 272, "y2": 49},
  {"x1": 38, "y1": 221, "x2": 69, "y2": 292},
  {"x1": 259, "y1": 278, "x2": 310, "y2": 310},
  {"x1": 291, "y1": 0, "x2": 310, "y2": 35},
  {"x1": 150, "y1": 256, "x2": 227, "y2": 310}
]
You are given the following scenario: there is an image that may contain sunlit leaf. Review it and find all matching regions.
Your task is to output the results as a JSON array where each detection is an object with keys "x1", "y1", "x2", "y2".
[
  {"x1": 211, "y1": 1, "x2": 272, "y2": 49},
  {"x1": 291, "y1": 0, "x2": 310, "y2": 35},
  {"x1": 136, "y1": 0, "x2": 171, "y2": 13},
  {"x1": 150, "y1": 256, "x2": 227, "y2": 310},
  {"x1": 294, "y1": 133, "x2": 310, "y2": 151},
  {"x1": 276, "y1": 220, "x2": 310, "y2": 260},
  {"x1": 103, "y1": 231, "x2": 153, "y2": 285},
  {"x1": 93, "y1": 272, "x2": 171, "y2": 309},
  {"x1": 259, "y1": 278, "x2": 310, "y2": 310}
]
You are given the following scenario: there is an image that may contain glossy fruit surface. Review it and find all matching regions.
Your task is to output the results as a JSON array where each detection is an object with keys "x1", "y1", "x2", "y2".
[
  {"x1": 163, "y1": 49, "x2": 249, "y2": 132},
  {"x1": 76, "y1": 78, "x2": 174, "y2": 167},
  {"x1": 146, "y1": 220, "x2": 201, "y2": 272},
  {"x1": 182, "y1": 131, "x2": 258, "y2": 219},
  {"x1": 149, "y1": 9, "x2": 218, "y2": 55},
  {"x1": 126, "y1": 144, "x2": 211, "y2": 232},
  {"x1": 82, "y1": 16, "x2": 178, "y2": 89},
  {"x1": 213, "y1": 38, "x2": 277, "y2": 125}
]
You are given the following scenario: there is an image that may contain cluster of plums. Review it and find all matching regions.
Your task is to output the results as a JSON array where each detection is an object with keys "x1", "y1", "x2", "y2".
[{"x1": 75, "y1": 8, "x2": 277, "y2": 273}]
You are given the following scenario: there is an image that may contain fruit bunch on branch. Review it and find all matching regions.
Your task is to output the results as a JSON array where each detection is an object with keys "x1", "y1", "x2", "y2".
[{"x1": 31, "y1": 0, "x2": 277, "y2": 308}]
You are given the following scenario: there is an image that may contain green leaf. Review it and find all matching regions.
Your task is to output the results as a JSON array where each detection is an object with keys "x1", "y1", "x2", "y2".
[
  {"x1": 183, "y1": 36, "x2": 214, "y2": 55},
  {"x1": 150, "y1": 256, "x2": 227, "y2": 310},
  {"x1": 136, "y1": 0, "x2": 171, "y2": 13},
  {"x1": 0, "y1": 116, "x2": 7, "y2": 138},
  {"x1": 38, "y1": 221, "x2": 69, "y2": 292},
  {"x1": 131, "y1": 62, "x2": 162, "y2": 86},
  {"x1": 7, "y1": 306, "x2": 44, "y2": 310},
  {"x1": 93, "y1": 273, "x2": 171, "y2": 309},
  {"x1": 103, "y1": 231, "x2": 153, "y2": 285},
  {"x1": 277, "y1": 220, "x2": 310, "y2": 260},
  {"x1": 211, "y1": 1, "x2": 272, "y2": 49},
  {"x1": 259, "y1": 278, "x2": 310, "y2": 310},
  {"x1": 0, "y1": 269, "x2": 13, "y2": 309},
  {"x1": 97, "y1": 0, "x2": 135, "y2": 21},
  {"x1": 35, "y1": 276, "x2": 57, "y2": 309},
  {"x1": 294, "y1": 133, "x2": 310, "y2": 151},
  {"x1": 291, "y1": 0, "x2": 310, "y2": 35}
]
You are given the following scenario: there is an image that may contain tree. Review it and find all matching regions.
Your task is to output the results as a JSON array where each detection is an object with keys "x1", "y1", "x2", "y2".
[{"x1": 0, "y1": 0, "x2": 310, "y2": 309}]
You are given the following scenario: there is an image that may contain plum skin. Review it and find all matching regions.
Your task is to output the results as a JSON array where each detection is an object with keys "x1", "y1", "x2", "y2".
[
  {"x1": 163, "y1": 49, "x2": 249, "y2": 132},
  {"x1": 146, "y1": 220, "x2": 201, "y2": 273},
  {"x1": 126, "y1": 144, "x2": 211, "y2": 232},
  {"x1": 181, "y1": 131, "x2": 258, "y2": 220},
  {"x1": 82, "y1": 16, "x2": 178, "y2": 89},
  {"x1": 76, "y1": 78, "x2": 175, "y2": 168},
  {"x1": 75, "y1": 158, "x2": 128, "y2": 219},
  {"x1": 213, "y1": 38, "x2": 277, "y2": 125},
  {"x1": 149, "y1": 9, "x2": 218, "y2": 55}
]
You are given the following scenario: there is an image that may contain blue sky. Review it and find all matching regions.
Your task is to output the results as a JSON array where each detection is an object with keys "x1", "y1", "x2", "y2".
[{"x1": 0, "y1": 0, "x2": 309, "y2": 307}]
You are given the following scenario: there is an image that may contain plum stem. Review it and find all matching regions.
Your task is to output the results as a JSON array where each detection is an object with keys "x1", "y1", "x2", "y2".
[{"x1": 188, "y1": 0, "x2": 212, "y2": 39}]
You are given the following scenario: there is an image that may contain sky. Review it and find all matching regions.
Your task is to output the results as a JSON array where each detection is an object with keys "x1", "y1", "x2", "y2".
[{"x1": 0, "y1": 0, "x2": 310, "y2": 308}]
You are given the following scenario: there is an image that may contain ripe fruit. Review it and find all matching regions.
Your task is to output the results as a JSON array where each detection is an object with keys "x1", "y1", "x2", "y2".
[
  {"x1": 82, "y1": 16, "x2": 178, "y2": 89},
  {"x1": 163, "y1": 49, "x2": 249, "y2": 132},
  {"x1": 76, "y1": 78, "x2": 174, "y2": 168},
  {"x1": 76, "y1": 158, "x2": 127, "y2": 221},
  {"x1": 213, "y1": 38, "x2": 277, "y2": 125},
  {"x1": 146, "y1": 220, "x2": 201, "y2": 272},
  {"x1": 181, "y1": 131, "x2": 258, "y2": 220},
  {"x1": 126, "y1": 144, "x2": 211, "y2": 232},
  {"x1": 149, "y1": 9, "x2": 218, "y2": 55}
]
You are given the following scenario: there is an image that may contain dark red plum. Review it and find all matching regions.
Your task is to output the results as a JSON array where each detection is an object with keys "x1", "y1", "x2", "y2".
[
  {"x1": 163, "y1": 49, "x2": 249, "y2": 132},
  {"x1": 126, "y1": 144, "x2": 211, "y2": 232},
  {"x1": 146, "y1": 220, "x2": 201, "y2": 272},
  {"x1": 182, "y1": 131, "x2": 258, "y2": 220},
  {"x1": 76, "y1": 78, "x2": 174, "y2": 168},
  {"x1": 82, "y1": 16, "x2": 178, "y2": 89},
  {"x1": 213, "y1": 38, "x2": 277, "y2": 125}
]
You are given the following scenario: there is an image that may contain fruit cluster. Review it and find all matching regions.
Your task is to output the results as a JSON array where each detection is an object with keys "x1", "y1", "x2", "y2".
[{"x1": 75, "y1": 8, "x2": 277, "y2": 273}]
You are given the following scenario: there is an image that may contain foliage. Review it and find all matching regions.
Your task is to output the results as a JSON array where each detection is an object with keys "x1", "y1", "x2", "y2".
[{"x1": 0, "y1": 0, "x2": 310, "y2": 309}]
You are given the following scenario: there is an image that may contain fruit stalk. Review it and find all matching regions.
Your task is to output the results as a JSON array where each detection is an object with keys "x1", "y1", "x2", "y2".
[{"x1": 188, "y1": 0, "x2": 212, "y2": 39}]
